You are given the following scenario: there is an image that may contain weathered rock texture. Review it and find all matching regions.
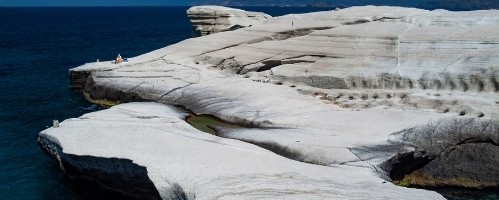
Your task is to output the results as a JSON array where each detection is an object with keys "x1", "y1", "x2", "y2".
[
  {"x1": 187, "y1": 6, "x2": 271, "y2": 36},
  {"x1": 39, "y1": 103, "x2": 444, "y2": 199},
  {"x1": 45, "y1": 6, "x2": 499, "y2": 199},
  {"x1": 380, "y1": 118, "x2": 499, "y2": 188}
]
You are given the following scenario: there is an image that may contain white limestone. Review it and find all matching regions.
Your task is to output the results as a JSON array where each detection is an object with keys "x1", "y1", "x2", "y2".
[
  {"x1": 187, "y1": 6, "x2": 271, "y2": 36},
  {"x1": 45, "y1": 5, "x2": 499, "y2": 199},
  {"x1": 40, "y1": 103, "x2": 444, "y2": 199}
]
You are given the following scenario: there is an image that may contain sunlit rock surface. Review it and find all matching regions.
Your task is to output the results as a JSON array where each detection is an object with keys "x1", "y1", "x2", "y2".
[
  {"x1": 39, "y1": 103, "x2": 445, "y2": 199},
  {"x1": 187, "y1": 6, "x2": 271, "y2": 36},
  {"x1": 42, "y1": 6, "x2": 499, "y2": 199}
]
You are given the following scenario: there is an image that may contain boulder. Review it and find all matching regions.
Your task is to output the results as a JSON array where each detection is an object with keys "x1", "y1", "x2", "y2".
[{"x1": 380, "y1": 118, "x2": 499, "y2": 188}]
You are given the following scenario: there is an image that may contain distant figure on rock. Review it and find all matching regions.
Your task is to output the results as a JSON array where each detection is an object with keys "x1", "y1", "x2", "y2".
[
  {"x1": 53, "y1": 120, "x2": 59, "y2": 128},
  {"x1": 115, "y1": 54, "x2": 123, "y2": 64}
]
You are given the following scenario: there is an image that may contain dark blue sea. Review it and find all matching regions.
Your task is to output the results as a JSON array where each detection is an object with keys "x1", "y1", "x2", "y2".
[{"x1": 0, "y1": 6, "x2": 497, "y2": 200}]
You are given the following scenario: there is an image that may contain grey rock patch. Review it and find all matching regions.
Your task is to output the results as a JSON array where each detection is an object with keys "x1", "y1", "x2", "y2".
[{"x1": 374, "y1": 118, "x2": 499, "y2": 188}]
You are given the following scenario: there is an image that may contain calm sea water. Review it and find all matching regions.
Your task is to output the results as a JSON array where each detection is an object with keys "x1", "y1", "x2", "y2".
[{"x1": 0, "y1": 6, "x2": 333, "y2": 200}]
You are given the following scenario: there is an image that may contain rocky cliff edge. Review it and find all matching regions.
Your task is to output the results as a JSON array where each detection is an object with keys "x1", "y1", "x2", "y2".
[{"x1": 41, "y1": 6, "x2": 499, "y2": 199}]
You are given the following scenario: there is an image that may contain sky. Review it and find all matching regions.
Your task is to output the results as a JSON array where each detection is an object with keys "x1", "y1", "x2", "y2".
[{"x1": 0, "y1": 0, "x2": 191, "y2": 6}]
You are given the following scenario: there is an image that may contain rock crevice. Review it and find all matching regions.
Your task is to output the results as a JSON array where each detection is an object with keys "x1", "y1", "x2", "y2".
[{"x1": 38, "y1": 136, "x2": 163, "y2": 200}]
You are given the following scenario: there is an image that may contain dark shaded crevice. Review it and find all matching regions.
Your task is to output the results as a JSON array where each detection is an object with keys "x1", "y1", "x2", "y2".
[
  {"x1": 256, "y1": 60, "x2": 282, "y2": 72},
  {"x1": 178, "y1": 108, "x2": 319, "y2": 165},
  {"x1": 346, "y1": 148, "x2": 383, "y2": 174},
  {"x1": 273, "y1": 27, "x2": 333, "y2": 39},
  {"x1": 196, "y1": 43, "x2": 243, "y2": 57},
  {"x1": 37, "y1": 137, "x2": 165, "y2": 200},
  {"x1": 286, "y1": 54, "x2": 342, "y2": 59},
  {"x1": 244, "y1": 27, "x2": 333, "y2": 44},
  {"x1": 492, "y1": 76, "x2": 499, "y2": 92},
  {"x1": 70, "y1": 70, "x2": 91, "y2": 90},
  {"x1": 212, "y1": 125, "x2": 340, "y2": 166},
  {"x1": 280, "y1": 60, "x2": 315, "y2": 65},
  {"x1": 380, "y1": 150, "x2": 436, "y2": 180},
  {"x1": 239, "y1": 140, "x2": 312, "y2": 164},
  {"x1": 270, "y1": 75, "x2": 349, "y2": 89},
  {"x1": 84, "y1": 77, "x2": 147, "y2": 107},
  {"x1": 156, "y1": 83, "x2": 196, "y2": 101},
  {"x1": 179, "y1": 110, "x2": 323, "y2": 166},
  {"x1": 373, "y1": 17, "x2": 404, "y2": 22},
  {"x1": 379, "y1": 118, "x2": 499, "y2": 188},
  {"x1": 185, "y1": 113, "x2": 245, "y2": 135},
  {"x1": 342, "y1": 17, "x2": 402, "y2": 26},
  {"x1": 381, "y1": 138, "x2": 499, "y2": 182},
  {"x1": 342, "y1": 19, "x2": 371, "y2": 25},
  {"x1": 239, "y1": 54, "x2": 337, "y2": 74},
  {"x1": 222, "y1": 24, "x2": 246, "y2": 32},
  {"x1": 214, "y1": 57, "x2": 243, "y2": 73},
  {"x1": 60, "y1": 156, "x2": 165, "y2": 200},
  {"x1": 175, "y1": 104, "x2": 274, "y2": 129}
]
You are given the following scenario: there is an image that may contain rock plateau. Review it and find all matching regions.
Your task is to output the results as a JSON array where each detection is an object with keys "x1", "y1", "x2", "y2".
[{"x1": 41, "y1": 5, "x2": 499, "y2": 199}]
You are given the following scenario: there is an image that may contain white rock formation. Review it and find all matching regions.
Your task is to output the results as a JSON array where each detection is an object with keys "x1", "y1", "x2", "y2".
[
  {"x1": 187, "y1": 6, "x2": 271, "y2": 36},
  {"x1": 43, "y1": 6, "x2": 499, "y2": 199},
  {"x1": 39, "y1": 102, "x2": 444, "y2": 199}
]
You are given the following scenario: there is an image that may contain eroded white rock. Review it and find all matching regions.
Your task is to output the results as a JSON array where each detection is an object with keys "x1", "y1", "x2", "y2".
[
  {"x1": 187, "y1": 6, "x2": 271, "y2": 36},
  {"x1": 39, "y1": 103, "x2": 445, "y2": 199},
  {"x1": 55, "y1": 5, "x2": 499, "y2": 198}
]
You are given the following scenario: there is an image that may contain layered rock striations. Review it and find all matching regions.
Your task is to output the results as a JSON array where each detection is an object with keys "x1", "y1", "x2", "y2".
[
  {"x1": 187, "y1": 6, "x2": 271, "y2": 36},
  {"x1": 44, "y1": 6, "x2": 499, "y2": 199},
  {"x1": 39, "y1": 103, "x2": 445, "y2": 199}
]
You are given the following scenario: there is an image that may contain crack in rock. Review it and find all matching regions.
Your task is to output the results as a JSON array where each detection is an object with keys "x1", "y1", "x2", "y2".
[{"x1": 244, "y1": 27, "x2": 334, "y2": 44}]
